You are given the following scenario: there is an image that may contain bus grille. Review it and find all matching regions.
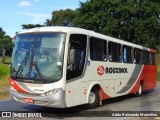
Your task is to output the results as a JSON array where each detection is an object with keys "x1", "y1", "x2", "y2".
[{"x1": 18, "y1": 91, "x2": 41, "y2": 97}]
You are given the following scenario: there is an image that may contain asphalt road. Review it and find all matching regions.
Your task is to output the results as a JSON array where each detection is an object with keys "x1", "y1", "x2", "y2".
[{"x1": 0, "y1": 83, "x2": 160, "y2": 120}]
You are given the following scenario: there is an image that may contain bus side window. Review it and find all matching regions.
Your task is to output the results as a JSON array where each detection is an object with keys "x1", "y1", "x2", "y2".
[
  {"x1": 134, "y1": 48, "x2": 142, "y2": 64},
  {"x1": 143, "y1": 50, "x2": 150, "y2": 65},
  {"x1": 123, "y1": 45, "x2": 133, "y2": 63},
  {"x1": 150, "y1": 52, "x2": 156, "y2": 65},
  {"x1": 67, "y1": 34, "x2": 87, "y2": 80},
  {"x1": 108, "y1": 42, "x2": 121, "y2": 62},
  {"x1": 90, "y1": 37, "x2": 107, "y2": 61}
]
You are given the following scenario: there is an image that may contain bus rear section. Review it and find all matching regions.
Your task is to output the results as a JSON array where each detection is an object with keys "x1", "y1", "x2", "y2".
[{"x1": 129, "y1": 49, "x2": 157, "y2": 95}]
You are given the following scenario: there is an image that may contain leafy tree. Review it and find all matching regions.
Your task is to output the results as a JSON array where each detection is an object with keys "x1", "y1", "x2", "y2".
[
  {"x1": 0, "y1": 27, "x2": 6, "y2": 38},
  {"x1": 74, "y1": 0, "x2": 160, "y2": 49},
  {"x1": 0, "y1": 27, "x2": 12, "y2": 56},
  {"x1": 21, "y1": 24, "x2": 44, "y2": 29},
  {"x1": 45, "y1": 9, "x2": 75, "y2": 26}
]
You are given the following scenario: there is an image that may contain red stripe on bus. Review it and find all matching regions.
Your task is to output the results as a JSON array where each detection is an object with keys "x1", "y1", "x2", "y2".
[
  {"x1": 10, "y1": 78, "x2": 28, "y2": 93},
  {"x1": 100, "y1": 88, "x2": 110, "y2": 100},
  {"x1": 129, "y1": 65, "x2": 157, "y2": 94},
  {"x1": 150, "y1": 49, "x2": 156, "y2": 53}
]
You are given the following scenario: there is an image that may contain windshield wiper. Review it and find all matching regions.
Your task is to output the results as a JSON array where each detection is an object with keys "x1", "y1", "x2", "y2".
[
  {"x1": 32, "y1": 61, "x2": 46, "y2": 83},
  {"x1": 15, "y1": 56, "x2": 27, "y2": 79},
  {"x1": 14, "y1": 50, "x2": 30, "y2": 79}
]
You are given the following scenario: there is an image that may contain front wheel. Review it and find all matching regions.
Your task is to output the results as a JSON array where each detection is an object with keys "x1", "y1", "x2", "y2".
[
  {"x1": 87, "y1": 89, "x2": 100, "y2": 109},
  {"x1": 136, "y1": 83, "x2": 143, "y2": 97}
]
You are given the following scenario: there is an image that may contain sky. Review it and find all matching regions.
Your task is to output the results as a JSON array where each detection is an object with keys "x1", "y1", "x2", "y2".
[{"x1": 0, "y1": 0, "x2": 86, "y2": 37}]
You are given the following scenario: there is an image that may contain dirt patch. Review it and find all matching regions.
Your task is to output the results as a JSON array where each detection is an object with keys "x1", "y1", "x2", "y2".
[{"x1": 0, "y1": 87, "x2": 10, "y2": 100}]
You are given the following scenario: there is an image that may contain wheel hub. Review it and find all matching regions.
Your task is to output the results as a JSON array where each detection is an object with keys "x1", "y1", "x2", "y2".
[
  {"x1": 139, "y1": 85, "x2": 142, "y2": 94},
  {"x1": 88, "y1": 92, "x2": 96, "y2": 104}
]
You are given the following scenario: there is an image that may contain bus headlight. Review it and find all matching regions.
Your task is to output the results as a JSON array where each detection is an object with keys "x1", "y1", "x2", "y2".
[
  {"x1": 10, "y1": 86, "x2": 17, "y2": 92},
  {"x1": 42, "y1": 88, "x2": 62, "y2": 96}
]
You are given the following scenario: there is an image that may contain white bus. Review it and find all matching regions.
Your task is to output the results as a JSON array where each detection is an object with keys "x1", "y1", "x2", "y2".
[{"x1": 3, "y1": 27, "x2": 157, "y2": 108}]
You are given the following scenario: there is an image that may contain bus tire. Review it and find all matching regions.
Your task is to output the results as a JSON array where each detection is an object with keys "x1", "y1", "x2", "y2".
[
  {"x1": 136, "y1": 82, "x2": 143, "y2": 97},
  {"x1": 87, "y1": 88, "x2": 100, "y2": 109}
]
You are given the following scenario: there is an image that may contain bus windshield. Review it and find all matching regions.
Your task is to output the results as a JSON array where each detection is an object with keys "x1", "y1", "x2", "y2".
[{"x1": 11, "y1": 33, "x2": 65, "y2": 83}]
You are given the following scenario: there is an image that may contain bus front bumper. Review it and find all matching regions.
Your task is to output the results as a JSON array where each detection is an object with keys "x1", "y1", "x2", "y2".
[{"x1": 9, "y1": 86, "x2": 66, "y2": 108}]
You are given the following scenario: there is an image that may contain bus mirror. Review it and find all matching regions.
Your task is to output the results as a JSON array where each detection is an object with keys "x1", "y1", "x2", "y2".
[
  {"x1": 2, "y1": 48, "x2": 11, "y2": 64},
  {"x1": 1, "y1": 43, "x2": 14, "y2": 64},
  {"x1": 2, "y1": 48, "x2": 6, "y2": 63}
]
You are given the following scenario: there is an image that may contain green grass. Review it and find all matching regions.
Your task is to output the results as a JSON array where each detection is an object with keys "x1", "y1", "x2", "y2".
[
  {"x1": 0, "y1": 57, "x2": 10, "y2": 100},
  {"x1": 157, "y1": 72, "x2": 160, "y2": 82},
  {"x1": 157, "y1": 55, "x2": 160, "y2": 82}
]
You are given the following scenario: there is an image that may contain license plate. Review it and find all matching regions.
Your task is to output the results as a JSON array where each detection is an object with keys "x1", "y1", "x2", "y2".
[{"x1": 24, "y1": 98, "x2": 34, "y2": 103}]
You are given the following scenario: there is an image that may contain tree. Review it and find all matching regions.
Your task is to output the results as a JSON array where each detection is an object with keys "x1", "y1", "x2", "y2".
[
  {"x1": 74, "y1": 0, "x2": 160, "y2": 49},
  {"x1": 45, "y1": 9, "x2": 76, "y2": 26},
  {"x1": 21, "y1": 24, "x2": 44, "y2": 29},
  {"x1": 0, "y1": 27, "x2": 12, "y2": 56},
  {"x1": 0, "y1": 27, "x2": 6, "y2": 38}
]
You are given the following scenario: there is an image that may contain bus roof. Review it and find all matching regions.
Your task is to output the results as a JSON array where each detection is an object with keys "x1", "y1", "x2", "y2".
[{"x1": 18, "y1": 26, "x2": 155, "y2": 52}]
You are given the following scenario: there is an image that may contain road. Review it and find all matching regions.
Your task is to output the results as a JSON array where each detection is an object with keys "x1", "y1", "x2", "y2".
[{"x1": 0, "y1": 83, "x2": 160, "y2": 120}]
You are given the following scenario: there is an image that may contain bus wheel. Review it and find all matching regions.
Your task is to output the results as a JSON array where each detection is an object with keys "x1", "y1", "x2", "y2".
[
  {"x1": 88, "y1": 89, "x2": 100, "y2": 109},
  {"x1": 136, "y1": 83, "x2": 143, "y2": 97}
]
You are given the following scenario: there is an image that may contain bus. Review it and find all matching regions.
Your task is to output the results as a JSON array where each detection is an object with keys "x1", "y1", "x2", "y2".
[{"x1": 2, "y1": 27, "x2": 157, "y2": 109}]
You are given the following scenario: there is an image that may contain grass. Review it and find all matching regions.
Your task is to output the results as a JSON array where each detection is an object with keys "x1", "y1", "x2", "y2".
[
  {"x1": 157, "y1": 55, "x2": 160, "y2": 82},
  {"x1": 0, "y1": 57, "x2": 10, "y2": 100},
  {"x1": 0, "y1": 56, "x2": 160, "y2": 100}
]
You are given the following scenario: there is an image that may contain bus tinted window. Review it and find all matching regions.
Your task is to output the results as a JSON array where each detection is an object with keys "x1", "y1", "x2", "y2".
[
  {"x1": 90, "y1": 37, "x2": 107, "y2": 61},
  {"x1": 134, "y1": 48, "x2": 142, "y2": 64},
  {"x1": 150, "y1": 53, "x2": 156, "y2": 65},
  {"x1": 67, "y1": 34, "x2": 87, "y2": 80},
  {"x1": 109, "y1": 42, "x2": 121, "y2": 62},
  {"x1": 143, "y1": 50, "x2": 150, "y2": 65},
  {"x1": 123, "y1": 45, "x2": 133, "y2": 63}
]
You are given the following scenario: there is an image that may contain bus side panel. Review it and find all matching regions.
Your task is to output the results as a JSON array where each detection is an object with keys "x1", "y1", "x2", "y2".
[
  {"x1": 142, "y1": 65, "x2": 157, "y2": 90},
  {"x1": 129, "y1": 65, "x2": 157, "y2": 94},
  {"x1": 66, "y1": 80, "x2": 82, "y2": 107}
]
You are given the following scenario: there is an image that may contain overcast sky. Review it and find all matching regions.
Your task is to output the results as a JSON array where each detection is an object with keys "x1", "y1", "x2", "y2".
[{"x1": 0, "y1": 0, "x2": 86, "y2": 37}]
